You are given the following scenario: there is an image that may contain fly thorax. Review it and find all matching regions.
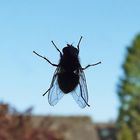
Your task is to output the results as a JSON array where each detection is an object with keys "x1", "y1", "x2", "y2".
[{"x1": 60, "y1": 54, "x2": 79, "y2": 71}]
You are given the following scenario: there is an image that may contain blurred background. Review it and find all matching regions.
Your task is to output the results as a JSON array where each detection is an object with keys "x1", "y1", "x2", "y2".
[{"x1": 0, "y1": 0, "x2": 140, "y2": 140}]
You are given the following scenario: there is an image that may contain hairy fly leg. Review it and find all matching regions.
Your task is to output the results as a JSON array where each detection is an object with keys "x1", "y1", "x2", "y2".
[
  {"x1": 51, "y1": 41, "x2": 62, "y2": 57},
  {"x1": 42, "y1": 72, "x2": 58, "y2": 96},
  {"x1": 77, "y1": 36, "x2": 83, "y2": 51},
  {"x1": 82, "y1": 61, "x2": 101, "y2": 70},
  {"x1": 33, "y1": 51, "x2": 58, "y2": 67},
  {"x1": 79, "y1": 82, "x2": 90, "y2": 107}
]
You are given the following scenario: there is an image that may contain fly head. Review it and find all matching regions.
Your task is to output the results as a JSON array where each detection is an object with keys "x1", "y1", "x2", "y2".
[{"x1": 62, "y1": 44, "x2": 79, "y2": 57}]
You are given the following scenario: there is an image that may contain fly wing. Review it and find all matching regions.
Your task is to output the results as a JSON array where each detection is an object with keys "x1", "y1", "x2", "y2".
[
  {"x1": 48, "y1": 68, "x2": 64, "y2": 106},
  {"x1": 71, "y1": 69, "x2": 89, "y2": 108}
]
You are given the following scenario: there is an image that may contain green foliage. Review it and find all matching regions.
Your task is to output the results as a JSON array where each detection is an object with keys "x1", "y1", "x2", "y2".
[
  {"x1": 117, "y1": 34, "x2": 140, "y2": 140},
  {"x1": 118, "y1": 123, "x2": 133, "y2": 140}
]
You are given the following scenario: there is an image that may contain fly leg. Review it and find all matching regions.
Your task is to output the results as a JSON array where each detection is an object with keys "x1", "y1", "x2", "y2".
[
  {"x1": 82, "y1": 61, "x2": 101, "y2": 70},
  {"x1": 42, "y1": 85, "x2": 53, "y2": 96},
  {"x1": 51, "y1": 41, "x2": 62, "y2": 57},
  {"x1": 43, "y1": 73, "x2": 57, "y2": 96},
  {"x1": 79, "y1": 83, "x2": 90, "y2": 107},
  {"x1": 77, "y1": 36, "x2": 83, "y2": 51},
  {"x1": 33, "y1": 51, "x2": 58, "y2": 67}
]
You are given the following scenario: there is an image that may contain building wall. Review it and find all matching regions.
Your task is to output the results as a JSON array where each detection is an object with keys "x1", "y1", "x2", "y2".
[{"x1": 32, "y1": 116, "x2": 100, "y2": 140}]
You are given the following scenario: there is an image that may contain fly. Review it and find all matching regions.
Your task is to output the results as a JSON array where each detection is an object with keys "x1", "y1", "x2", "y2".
[{"x1": 33, "y1": 36, "x2": 101, "y2": 108}]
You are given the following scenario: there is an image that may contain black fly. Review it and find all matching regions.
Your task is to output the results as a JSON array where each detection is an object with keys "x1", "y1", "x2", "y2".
[{"x1": 33, "y1": 36, "x2": 101, "y2": 108}]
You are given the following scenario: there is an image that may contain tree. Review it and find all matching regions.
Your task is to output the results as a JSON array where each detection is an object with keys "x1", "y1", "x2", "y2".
[
  {"x1": 117, "y1": 34, "x2": 140, "y2": 140},
  {"x1": 118, "y1": 122, "x2": 133, "y2": 140}
]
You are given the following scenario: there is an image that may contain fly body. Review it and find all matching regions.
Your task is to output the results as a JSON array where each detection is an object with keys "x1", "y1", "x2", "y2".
[
  {"x1": 33, "y1": 36, "x2": 101, "y2": 108},
  {"x1": 58, "y1": 44, "x2": 81, "y2": 93}
]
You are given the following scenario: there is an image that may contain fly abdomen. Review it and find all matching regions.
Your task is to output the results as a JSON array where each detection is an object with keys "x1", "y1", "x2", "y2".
[{"x1": 58, "y1": 72, "x2": 79, "y2": 93}]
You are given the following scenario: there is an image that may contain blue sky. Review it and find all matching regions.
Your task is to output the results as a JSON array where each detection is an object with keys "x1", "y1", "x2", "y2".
[{"x1": 0, "y1": 0, "x2": 140, "y2": 122}]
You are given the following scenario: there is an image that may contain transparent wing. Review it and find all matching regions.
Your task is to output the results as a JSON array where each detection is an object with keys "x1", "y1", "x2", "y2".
[
  {"x1": 71, "y1": 69, "x2": 89, "y2": 108},
  {"x1": 48, "y1": 68, "x2": 64, "y2": 106}
]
